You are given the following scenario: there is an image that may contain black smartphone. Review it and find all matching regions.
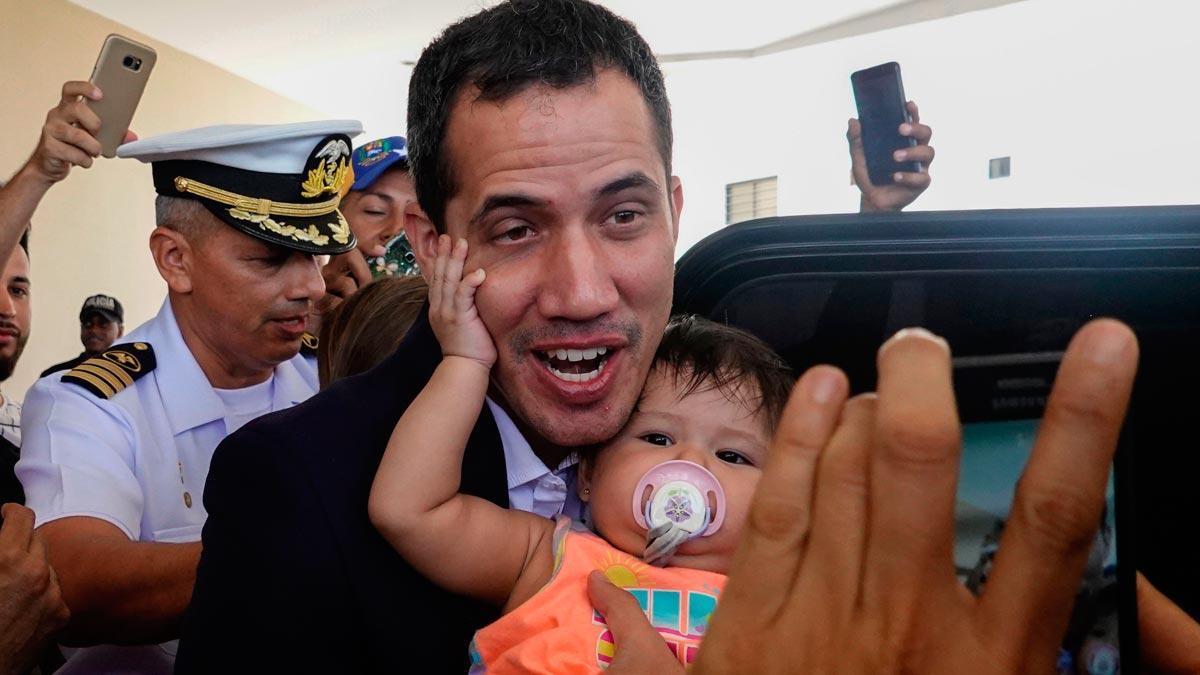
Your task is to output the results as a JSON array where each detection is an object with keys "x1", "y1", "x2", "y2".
[
  {"x1": 850, "y1": 62, "x2": 920, "y2": 186},
  {"x1": 953, "y1": 351, "x2": 1136, "y2": 674}
]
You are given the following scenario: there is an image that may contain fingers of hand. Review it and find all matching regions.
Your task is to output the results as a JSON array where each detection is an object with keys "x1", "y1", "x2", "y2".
[
  {"x1": 442, "y1": 238, "x2": 468, "y2": 312},
  {"x1": 67, "y1": 99, "x2": 103, "y2": 135},
  {"x1": 905, "y1": 100, "x2": 921, "y2": 124},
  {"x1": 717, "y1": 367, "x2": 848, "y2": 615},
  {"x1": 894, "y1": 144, "x2": 935, "y2": 166},
  {"x1": 981, "y1": 320, "x2": 1137, "y2": 640},
  {"x1": 60, "y1": 80, "x2": 99, "y2": 105},
  {"x1": 343, "y1": 248, "x2": 372, "y2": 287},
  {"x1": 864, "y1": 328, "x2": 961, "y2": 605},
  {"x1": 846, "y1": 118, "x2": 863, "y2": 143},
  {"x1": 1137, "y1": 572, "x2": 1200, "y2": 673},
  {"x1": 802, "y1": 393, "x2": 877, "y2": 612},
  {"x1": 323, "y1": 275, "x2": 357, "y2": 301},
  {"x1": 587, "y1": 571, "x2": 663, "y2": 652},
  {"x1": 429, "y1": 235, "x2": 451, "y2": 314},
  {"x1": 46, "y1": 559, "x2": 71, "y2": 625},
  {"x1": 890, "y1": 172, "x2": 931, "y2": 190},
  {"x1": 455, "y1": 268, "x2": 485, "y2": 315},
  {"x1": 898, "y1": 120, "x2": 933, "y2": 145},
  {"x1": 0, "y1": 503, "x2": 35, "y2": 553},
  {"x1": 57, "y1": 124, "x2": 103, "y2": 160}
]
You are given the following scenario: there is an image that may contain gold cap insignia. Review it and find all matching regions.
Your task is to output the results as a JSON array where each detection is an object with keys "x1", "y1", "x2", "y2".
[{"x1": 301, "y1": 137, "x2": 352, "y2": 198}]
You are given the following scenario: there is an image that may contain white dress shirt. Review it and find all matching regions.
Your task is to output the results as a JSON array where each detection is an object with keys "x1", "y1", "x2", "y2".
[{"x1": 485, "y1": 398, "x2": 582, "y2": 520}]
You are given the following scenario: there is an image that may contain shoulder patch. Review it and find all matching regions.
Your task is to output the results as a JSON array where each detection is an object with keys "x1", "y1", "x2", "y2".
[
  {"x1": 62, "y1": 342, "x2": 157, "y2": 399},
  {"x1": 300, "y1": 332, "x2": 319, "y2": 357}
]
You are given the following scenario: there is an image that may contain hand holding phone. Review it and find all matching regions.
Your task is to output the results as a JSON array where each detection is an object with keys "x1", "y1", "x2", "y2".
[
  {"x1": 851, "y1": 62, "x2": 920, "y2": 186},
  {"x1": 88, "y1": 34, "x2": 155, "y2": 158}
]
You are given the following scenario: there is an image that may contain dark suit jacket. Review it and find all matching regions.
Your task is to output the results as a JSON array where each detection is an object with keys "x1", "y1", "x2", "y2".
[
  {"x1": 176, "y1": 313, "x2": 508, "y2": 673},
  {"x1": 0, "y1": 435, "x2": 24, "y2": 506}
]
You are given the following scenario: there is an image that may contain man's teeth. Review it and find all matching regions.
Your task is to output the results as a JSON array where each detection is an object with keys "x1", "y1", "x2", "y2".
[
  {"x1": 540, "y1": 346, "x2": 611, "y2": 383},
  {"x1": 551, "y1": 346, "x2": 608, "y2": 362},
  {"x1": 548, "y1": 360, "x2": 606, "y2": 383}
]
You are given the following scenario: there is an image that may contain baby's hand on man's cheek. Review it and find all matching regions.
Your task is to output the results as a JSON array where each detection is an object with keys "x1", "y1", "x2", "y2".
[{"x1": 429, "y1": 235, "x2": 498, "y2": 368}]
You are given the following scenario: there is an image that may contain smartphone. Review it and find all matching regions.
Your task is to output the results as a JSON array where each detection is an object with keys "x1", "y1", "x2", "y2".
[
  {"x1": 88, "y1": 34, "x2": 156, "y2": 158},
  {"x1": 953, "y1": 351, "x2": 1136, "y2": 674},
  {"x1": 850, "y1": 62, "x2": 920, "y2": 186}
]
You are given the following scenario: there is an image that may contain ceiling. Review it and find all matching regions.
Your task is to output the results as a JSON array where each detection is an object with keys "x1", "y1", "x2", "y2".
[{"x1": 67, "y1": 0, "x2": 1006, "y2": 137}]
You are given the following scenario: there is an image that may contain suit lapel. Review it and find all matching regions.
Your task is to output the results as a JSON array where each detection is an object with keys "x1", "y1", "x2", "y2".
[{"x1": 301, "y1": 310, "x2": 509, "y2": 666}]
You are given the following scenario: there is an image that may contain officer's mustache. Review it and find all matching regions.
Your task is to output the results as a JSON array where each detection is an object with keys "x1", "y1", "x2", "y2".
[{"x1": 263, "y1": 301, "x2": 312, "y2": 322}]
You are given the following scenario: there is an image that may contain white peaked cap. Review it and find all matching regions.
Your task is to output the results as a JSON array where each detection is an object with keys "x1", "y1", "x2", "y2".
[{"x1": 118, "y1": 120, "x2": 364, "y2": 174}]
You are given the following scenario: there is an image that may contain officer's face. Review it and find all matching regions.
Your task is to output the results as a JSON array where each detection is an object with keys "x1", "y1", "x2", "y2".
[
  {"x1": 0, "y1": 246, "x2": 31, "y2": 381},
  {"x1": 189, "y1": 226, "x2": 325, "y2": 369},
  {"x1": 411, "y1": 69, "x2": 682, "y2": 449},
  {"x1": 80, "y1": 313, "x2": 121, "y2": 354},
  {"x1": 342, "y1": 168, "x2": 416, "y2": 257}
]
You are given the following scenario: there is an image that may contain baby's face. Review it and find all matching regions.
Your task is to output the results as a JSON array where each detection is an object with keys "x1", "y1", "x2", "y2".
[{"x1": 579, "y1": 367, "x2": 772, "y2": 574}]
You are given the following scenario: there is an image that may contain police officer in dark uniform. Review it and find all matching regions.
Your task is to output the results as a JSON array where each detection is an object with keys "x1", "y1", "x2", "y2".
[{"x1": 40, "y1": 294, "x2": 125, "y2": 377}]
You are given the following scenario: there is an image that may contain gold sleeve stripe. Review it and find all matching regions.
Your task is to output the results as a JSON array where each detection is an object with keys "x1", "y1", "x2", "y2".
[
  {"x1": 67, "y1": 370, "x2": 117, "y2": 398},
  {"x1": 75, "y1": 364, "x2": 125, "y2": 393},
  {"x1": 85, "y1": 358, "x2": 135, "y2": 388}
]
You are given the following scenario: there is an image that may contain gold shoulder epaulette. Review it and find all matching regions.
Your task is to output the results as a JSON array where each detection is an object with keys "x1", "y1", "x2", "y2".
[
  {"x1": 300, "y1": 332, "x2": 319, "y2": 357},
  {"x1": 62, "y1": 342, "x2": 156, "y2": 400}
]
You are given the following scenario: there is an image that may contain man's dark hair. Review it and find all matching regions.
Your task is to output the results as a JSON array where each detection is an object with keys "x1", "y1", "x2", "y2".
[
  {"x1": 652, "y1": 315, "x2": 795, "y2": 432},
  {"x1": 407, "y1": 0, "x2": 673, "y2": 231}
]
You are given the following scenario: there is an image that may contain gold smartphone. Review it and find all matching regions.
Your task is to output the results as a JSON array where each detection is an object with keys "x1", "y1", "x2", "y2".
[{"x1": 88, "y1": 34, "x2": 156, "y2": 158}]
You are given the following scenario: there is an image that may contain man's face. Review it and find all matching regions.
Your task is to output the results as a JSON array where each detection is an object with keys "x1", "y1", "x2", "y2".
[
  {"x1": 186, "y1": 224, "x2": 325, "y2": 372},
  {"x1": 0, "y1": 247, "x2": 31, "y2": 381},
  {"x1": 342, "y1": 168, "x2": 417, "y2": 256},
  {"x1": 80, "y1": 313, "x2": 121, "y2": 354},
  {"x1": 427, "y1": 69, "x2": 682, "y2": 448}
]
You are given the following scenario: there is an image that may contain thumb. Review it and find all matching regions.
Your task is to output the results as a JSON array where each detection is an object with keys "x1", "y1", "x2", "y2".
[
  {"x1": 846, "y1": 117, "x2": 863, "y2": 145},
  {"x1": 846, "y1": 119, "x2": 871, "y2": 186},
  {"x1": 1138, "y1": 572, "x2": 1200, "y2": 674},
  {"x1": 588, "y1": 571, "x2": 683, "y2": 674},
  {"x1": 588, "y1": 571, "x2": 644, "y2": 629}
]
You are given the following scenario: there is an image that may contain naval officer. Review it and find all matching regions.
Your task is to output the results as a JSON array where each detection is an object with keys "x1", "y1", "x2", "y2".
[{"x1": 16, "y1": 119, "x2": 361, "y2": 673}]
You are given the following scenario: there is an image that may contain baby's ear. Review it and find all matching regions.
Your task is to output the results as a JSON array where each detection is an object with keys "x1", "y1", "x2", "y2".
[{"x1": 576, "y1": 456, "x2": 593, "y2": 503}]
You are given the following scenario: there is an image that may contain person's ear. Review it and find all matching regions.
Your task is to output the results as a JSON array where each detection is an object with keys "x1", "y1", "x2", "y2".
[
  {"x1": 117, "y1": 324, "x2": 125, "y2": 338},
  {"x1": 576, "y1": 456, "x2": 594, "y2": 503},
  {"x1": 404, "y1": 201, "x2": 440, "y2": 285},
  {"x1": 149, "y1": 226, "x2": 195, "y2": 294},
  {"x1": 669, "y1": 175, "x2": 684, "y2": 246}
]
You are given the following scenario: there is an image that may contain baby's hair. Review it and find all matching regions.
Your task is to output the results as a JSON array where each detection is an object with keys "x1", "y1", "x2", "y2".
[{"x1": 651, "y1": 315, "x2": 794, "y2": 431}]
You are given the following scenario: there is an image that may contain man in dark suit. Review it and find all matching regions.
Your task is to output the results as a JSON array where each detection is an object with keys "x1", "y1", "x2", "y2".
[
  {"x1": 175, "y1": 0, "x2": 947, "y2": 670},
  {"x1": 177, "y1": 2, "x2": 687, "y2": 670}
]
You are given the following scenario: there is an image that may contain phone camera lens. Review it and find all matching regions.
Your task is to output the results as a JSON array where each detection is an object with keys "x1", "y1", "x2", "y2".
[{"x1": 122, "y1": 55, "x2": 142, "y2": 72}]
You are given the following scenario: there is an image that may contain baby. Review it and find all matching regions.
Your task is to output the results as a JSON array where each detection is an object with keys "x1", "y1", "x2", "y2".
[{"x1": 369, "y1": 236, "x2": 793, "y2": 673}]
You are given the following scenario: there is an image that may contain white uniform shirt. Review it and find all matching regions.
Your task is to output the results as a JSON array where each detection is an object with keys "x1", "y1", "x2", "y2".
[
  {"x1": 16, "y1": 298, "x2": 318, "y2": 673},
  {"x1": 485, "y1": 397, "x2": 581, "y2": 520}
]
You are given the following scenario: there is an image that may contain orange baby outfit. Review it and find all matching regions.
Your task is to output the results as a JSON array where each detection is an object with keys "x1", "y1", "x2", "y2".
[{"x1": 468, "y1": 517, "x2": 726, "y2": 674}]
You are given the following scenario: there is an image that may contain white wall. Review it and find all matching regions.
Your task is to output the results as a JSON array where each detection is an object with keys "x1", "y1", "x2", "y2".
[
  {"x1": 664, "y1": 0, "x2": 1200, "y2": 257},
  {"x1": 0, "y1": 0, "x2": 323, "y2": 402}
]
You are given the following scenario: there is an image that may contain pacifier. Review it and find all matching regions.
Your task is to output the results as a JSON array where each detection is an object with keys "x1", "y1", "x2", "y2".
[{"x1": 632, "y1": 460, "x2": 726, "y2": 565}]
